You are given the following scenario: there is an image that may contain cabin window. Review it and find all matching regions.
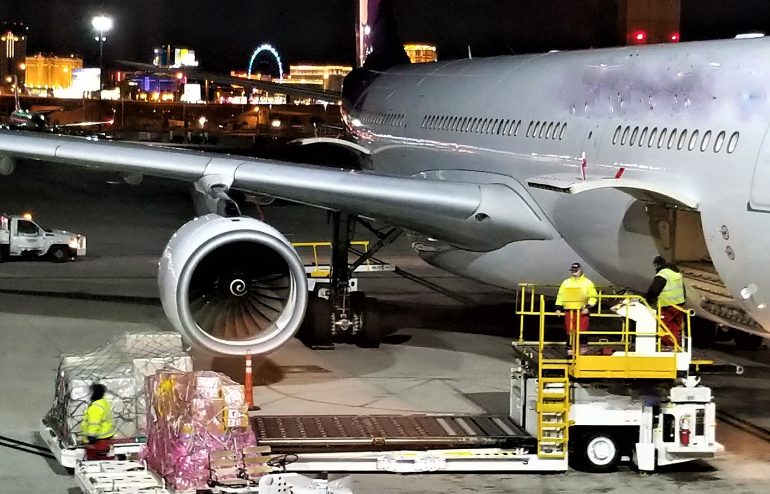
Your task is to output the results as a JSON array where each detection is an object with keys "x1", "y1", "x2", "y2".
[
  {"x1": 714, "y1": 131, "x2": 726, "y2": 152},
  {"x1": 658, "y1": 128, "x2": 668, "y2": 148},
  {"x1": 532, "y1": 121, "x2": 541, "y2": 137},
  {"x1": 648, "y1": 128, "x2": 657, "y2": 147},
  {"x1": 547, "y1": 122, "x2": 554, "y2": 139},
  {"x1": 539, "y1": 122, "x2": 547, "y2": 138},
  {"x1": 559, "y1": 123, "x2": 567, "y2": 139},
  {"x1": 612, "y1": 126, "x2": 621, "y2": 144},
  {"x1": 630, "y1": 126, "x2": 640, "y2": 146},
  {"x1": 639, "y1": 127, "x2": 648, "y2": 147},
  {"x1": 462, "y1": 117, "x2": 471, "y2": 132},
  {"x1": 688, "y1": 130, "x2": 699, "y2": 151},
  {"x1": 621, "y1": 126, "x2": 630, "y2": 145},
  {"x1": 552, "y1": 123, "x2": 560, "y2": 139},
  {"x1": 486, "y1": 118, "x2": 494, "y2": 134},
  {"x1": 727, "y1": 132, "x2": 739, "y2": 153},
  {"x1": 677, "y1": 129, "x2": 688, "y2": 150},
  {"x1": 514, "y1": 120, "x2": 522, "y2": 136},
  {"x1": 667, "y1": 128, "x2": 678, "y2": 149},
  {"x1": 700, "y1": 130, "x2": 712, "y2": 151}
]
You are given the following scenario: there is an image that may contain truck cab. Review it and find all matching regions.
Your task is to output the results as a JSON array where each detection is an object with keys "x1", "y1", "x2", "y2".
[{"x1": 0, "y1": 214, "x2": 86, "y2": 262}]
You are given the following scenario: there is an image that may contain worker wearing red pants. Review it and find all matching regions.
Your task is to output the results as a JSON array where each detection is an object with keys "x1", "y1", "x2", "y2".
[
  {"x1": 555, "y1": 262, "x2": 598, "y2": 356},
  {"x1": 81, "y1": 383, "x2": 115, "y2": 461},
  {"x1": 645, "y1": 256, "x2": 686, "y2": 349}
]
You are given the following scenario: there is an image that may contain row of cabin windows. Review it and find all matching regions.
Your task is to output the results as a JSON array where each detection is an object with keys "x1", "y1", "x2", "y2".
[
  {"x1": 420, "y1": 114, "x2": 567, "y2": 140},
  {"x1": 360, "y1": 110, "x2": 405, "y2": 127},
  {"x1": 612, "y1": 125, "x2": 739, "y2": 154}
]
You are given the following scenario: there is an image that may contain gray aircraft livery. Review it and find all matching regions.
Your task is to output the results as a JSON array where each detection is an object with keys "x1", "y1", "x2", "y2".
[{"x1": 1, "y1": 14, "x2": 768, "y2": 355}]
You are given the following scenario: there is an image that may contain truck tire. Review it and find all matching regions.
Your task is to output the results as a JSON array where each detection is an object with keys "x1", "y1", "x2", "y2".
[
  {"x1": 571, "y1": 430, "x2": 621, "y2": 473},
  {"x1": 49, "y1": 245, "x2": 69, "y2": 263}
]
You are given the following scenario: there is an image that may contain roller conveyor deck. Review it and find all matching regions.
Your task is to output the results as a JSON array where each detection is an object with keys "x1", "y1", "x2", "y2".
[{"x1": 251, "y1": 414, "x2": 535, "y2": 453}]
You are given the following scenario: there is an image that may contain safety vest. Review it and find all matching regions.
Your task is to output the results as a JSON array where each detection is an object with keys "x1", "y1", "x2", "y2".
[
  {"x1": 657, "y1": 268, "x2": 685, "y2": 307},
  {"x1": 82, "y1": 398, "x2": 115, "y2": 440},
  {"x1": 556, "y1": 275, "x2": 598, "y2": 310}
]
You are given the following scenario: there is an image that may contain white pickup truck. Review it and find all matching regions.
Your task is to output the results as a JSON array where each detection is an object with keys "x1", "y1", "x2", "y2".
[{"x1": 0, "y1": 214, "x2": 86, "y2": 262}]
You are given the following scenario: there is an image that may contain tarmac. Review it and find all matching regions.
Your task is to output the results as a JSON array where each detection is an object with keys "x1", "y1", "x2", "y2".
[{"x1": 1, "y1": 162, "x2": 770, "y2": 492}]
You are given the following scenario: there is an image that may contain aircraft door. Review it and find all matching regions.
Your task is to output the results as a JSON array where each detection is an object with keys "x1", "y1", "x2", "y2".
[{"x1": 749, "y1": 126, "x2": 770, "y2": 211}]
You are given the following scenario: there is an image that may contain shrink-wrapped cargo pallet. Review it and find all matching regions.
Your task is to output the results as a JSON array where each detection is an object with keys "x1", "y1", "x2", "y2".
[
  {"x1": 43, "y1": 332, "x2": 193, "y2": 447},
  {"x1": 143, "y1": 370, "x2": 255, "y2": 491}
]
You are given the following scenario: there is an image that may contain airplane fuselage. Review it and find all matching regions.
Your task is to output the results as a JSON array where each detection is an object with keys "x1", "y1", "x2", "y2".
[{"x1": 343, "y1": 37, "x2": 770, "y2": 335}]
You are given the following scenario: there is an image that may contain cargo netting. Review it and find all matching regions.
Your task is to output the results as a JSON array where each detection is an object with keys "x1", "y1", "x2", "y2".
[{"x1": 44, "y1": 332, "x2": 193, "y2": 448}]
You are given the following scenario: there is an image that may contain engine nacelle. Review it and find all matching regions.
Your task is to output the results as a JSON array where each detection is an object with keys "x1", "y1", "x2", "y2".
[
  {"x1": 159, "y1": 214, "x2": 308, "y2": 355},
  {"x1": 0, "y1": 154, "x2": 15, "y2": 176}
]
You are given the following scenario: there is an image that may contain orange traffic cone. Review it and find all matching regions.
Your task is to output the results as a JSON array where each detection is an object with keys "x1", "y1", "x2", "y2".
[{"x1": 244, "y1": 353, "x2": 258, "y2": 411}]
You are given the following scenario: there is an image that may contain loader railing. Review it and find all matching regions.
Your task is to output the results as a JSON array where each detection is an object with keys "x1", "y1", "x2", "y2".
[{"x1": 516, "y1": 284, "x2": 692, "y2": 380}]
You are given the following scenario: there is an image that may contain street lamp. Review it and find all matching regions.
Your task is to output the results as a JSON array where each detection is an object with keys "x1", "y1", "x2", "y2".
[{"x1": 91, "y1": 14, "x2": 113, "y2": 96}]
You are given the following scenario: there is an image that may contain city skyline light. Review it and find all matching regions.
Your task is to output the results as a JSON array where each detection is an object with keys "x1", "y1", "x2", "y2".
[{"x1": 6, "y1": 0, "x2": 770, "y2": 74}]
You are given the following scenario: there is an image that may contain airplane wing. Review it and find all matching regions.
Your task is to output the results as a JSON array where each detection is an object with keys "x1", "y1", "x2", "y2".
[{"x1": 0, "y1": 130, "x2": 551, "y2": 251}]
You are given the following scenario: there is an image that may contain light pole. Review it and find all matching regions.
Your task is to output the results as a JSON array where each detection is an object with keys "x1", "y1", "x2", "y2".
[{"x1": 91, "y1": 15, "x2": 113, "y2": 97}]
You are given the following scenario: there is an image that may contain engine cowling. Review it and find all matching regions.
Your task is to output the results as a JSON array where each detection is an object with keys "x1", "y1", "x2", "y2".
[
  {"x1": 159, "y1": 214, "x2": 308, "y2": 355},
  {"x1": 0, "y1": 154, "x2": 15, "y2": 176}
]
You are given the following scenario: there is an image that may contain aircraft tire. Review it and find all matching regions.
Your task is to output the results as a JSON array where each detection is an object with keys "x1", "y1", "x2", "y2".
[
  {"x1": 355, "y1": 295, "x2": 383, "y2": 348},
  {"x1": 300, "y1": 296, "x2": 333, "y2": 349}
]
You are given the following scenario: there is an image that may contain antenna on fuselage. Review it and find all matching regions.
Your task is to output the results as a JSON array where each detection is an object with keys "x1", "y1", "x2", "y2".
[{"x1": 467, "y1": 45, "x2": 473, "y2": 60}]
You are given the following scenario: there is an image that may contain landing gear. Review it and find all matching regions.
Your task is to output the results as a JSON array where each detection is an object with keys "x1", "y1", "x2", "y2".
[{"x1": 300, "y1": 212, "x2": 398, "y2": 349}]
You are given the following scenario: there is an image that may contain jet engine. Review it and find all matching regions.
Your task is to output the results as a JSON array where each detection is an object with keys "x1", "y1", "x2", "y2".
[
  {"x1": 158, "y1": 214, "x2": 308, "y2": 355},
  {"x1": 0, "y1": 154, "x2": 15, "y2": 176}
]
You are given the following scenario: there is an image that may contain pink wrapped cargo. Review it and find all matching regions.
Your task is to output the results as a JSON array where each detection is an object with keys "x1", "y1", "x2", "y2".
[{"x1": 143, "y1": 370, "x2": 256, "y2": 491}]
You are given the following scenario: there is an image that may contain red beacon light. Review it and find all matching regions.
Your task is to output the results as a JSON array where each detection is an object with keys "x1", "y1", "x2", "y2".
[
  {"x1": 670, "y1": 32, "x2": 680, "y2": 42},
  {"x1": 631, "y1": 30, "x2": 647, "y2": 44}
]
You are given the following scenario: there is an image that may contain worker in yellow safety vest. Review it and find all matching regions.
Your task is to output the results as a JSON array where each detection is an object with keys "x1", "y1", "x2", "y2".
[
  {"x1": 81, "y1": 383, "x2": 115, "y2": 461},
  {"x1": 555, "y1": 262, "x2": 598, "y2": 355},
  {"x1": 645, "y1": 256, "x2": 686, "y2": 348}
]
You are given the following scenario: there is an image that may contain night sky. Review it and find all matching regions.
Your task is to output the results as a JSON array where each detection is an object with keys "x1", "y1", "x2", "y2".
[{"x1": 6, "y1": 1, "x2": 770, "y2": 74}]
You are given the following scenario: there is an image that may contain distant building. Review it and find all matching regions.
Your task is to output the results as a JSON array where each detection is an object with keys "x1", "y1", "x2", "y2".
[
  {"x1": 403, "y1": 44, "x2": 437, "y2": 63},
  {"x1": 1, "y1": 21, "x2": 28, "y2": 87},
  {"x1": 152, "y1": 45, "x2": 199, "y2": 68},
  {"x1": 24, "y1": 54, "x2": 83, "y2": 92},
  {"x1": 284, "y1": 64, "x2": 352, "y2": 93},
  {"x1": 619, "y1": 0, "x2": 681, "y2": 45}
]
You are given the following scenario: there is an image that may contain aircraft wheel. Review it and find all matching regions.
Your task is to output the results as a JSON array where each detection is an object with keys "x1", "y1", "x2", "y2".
[
  {"x1": 734, "y1": 331, "x2": 764, "y2": 351},
  {"x1": 571, "y1": 430, "x2": 621, "y2": 473},
  {"x1": 351, "y1": 293, "x2": 382, "y2": 348},
  {"x1": 300, "y1": 296, "x2": 333, "y2": 349}
]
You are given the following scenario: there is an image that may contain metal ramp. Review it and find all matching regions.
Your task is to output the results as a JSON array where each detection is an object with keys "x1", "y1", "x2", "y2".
[{"x1": 251, "y1": 414, "x2": 535, "y2": 453}]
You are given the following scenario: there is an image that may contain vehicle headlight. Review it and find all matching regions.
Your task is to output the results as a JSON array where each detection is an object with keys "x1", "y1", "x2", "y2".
[{"x1": 68, "y1": 237, "x2": 79, "y2": 248}]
